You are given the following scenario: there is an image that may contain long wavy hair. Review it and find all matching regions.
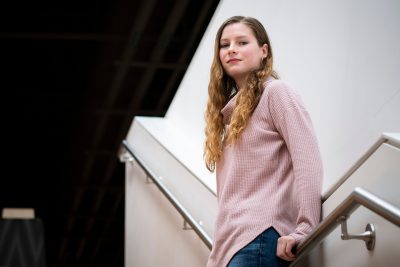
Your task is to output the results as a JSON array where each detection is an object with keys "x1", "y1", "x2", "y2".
[{"x1": 204, "y1": 16, "x2": 278, "y2": 172}]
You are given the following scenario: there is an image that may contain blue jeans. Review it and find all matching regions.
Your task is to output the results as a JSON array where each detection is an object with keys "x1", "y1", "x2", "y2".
[{"x1": 227, "y1": 227, "x2": 290, "y2": 267}]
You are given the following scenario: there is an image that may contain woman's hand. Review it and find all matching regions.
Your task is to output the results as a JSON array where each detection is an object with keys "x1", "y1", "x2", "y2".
[{"x1": 276, "y1": 235, "x2": 296, "y2": 261}]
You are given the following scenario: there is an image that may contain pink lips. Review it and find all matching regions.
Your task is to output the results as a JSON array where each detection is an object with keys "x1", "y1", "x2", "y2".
[{"x1": 227, "y1": 58, "x2": 240, "y2": 63}]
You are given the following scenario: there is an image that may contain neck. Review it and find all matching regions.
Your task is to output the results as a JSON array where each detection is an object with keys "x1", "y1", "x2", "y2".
[{"x1": 235, "y1": 76, "x2": 247, "y2": 91}]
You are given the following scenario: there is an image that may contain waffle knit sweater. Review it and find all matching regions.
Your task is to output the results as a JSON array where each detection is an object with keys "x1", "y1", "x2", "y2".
[{"x1": 207, "y1": 78, "x2": 323, "y2": 267}]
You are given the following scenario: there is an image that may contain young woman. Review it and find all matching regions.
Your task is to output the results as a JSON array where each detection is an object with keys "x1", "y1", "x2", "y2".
[{"x1": 204, "y1": 16, "x2": 323, "y2": 267}]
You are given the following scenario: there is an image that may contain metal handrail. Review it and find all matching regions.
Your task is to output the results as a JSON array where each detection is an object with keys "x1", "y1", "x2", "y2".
[
  {"x1": 119, "y1": 134, "x2": 400, "y2": 259},
  {"x1": 322, "y1": 133, "x2": 400, "y2": 201},
  {"x1": 120, "y1": 139, "x2": 213, "y2": 250},
  {"x1": 291, "y1": 187, "x2": 400, "y2": 266}
]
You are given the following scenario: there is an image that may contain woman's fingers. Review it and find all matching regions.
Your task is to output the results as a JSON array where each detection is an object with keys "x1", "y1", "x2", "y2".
[{"x1": 277, "y1": 236, "x2": 296, "y2": 261}]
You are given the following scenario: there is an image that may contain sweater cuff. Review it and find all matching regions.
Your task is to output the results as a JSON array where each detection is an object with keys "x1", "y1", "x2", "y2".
[{"x1": 288, "y1": 232, "x2": 304, "y2": 246}]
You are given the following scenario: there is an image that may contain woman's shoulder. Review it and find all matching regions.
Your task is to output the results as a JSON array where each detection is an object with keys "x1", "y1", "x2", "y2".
[
  {"x1": 261, "y1": 78, "x2": 305, "y2": 111},
  {"x1": 264, "y1": 78, "x2": 296, "y2": 96},
  {"x1": 262, "y1": 78, "x2": 299, "y2": 101}
]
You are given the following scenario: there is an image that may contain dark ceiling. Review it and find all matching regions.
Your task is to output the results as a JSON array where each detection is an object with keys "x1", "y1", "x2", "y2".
[{"x1": 0, "y1": 0, "x2": 219, "y2": 266}]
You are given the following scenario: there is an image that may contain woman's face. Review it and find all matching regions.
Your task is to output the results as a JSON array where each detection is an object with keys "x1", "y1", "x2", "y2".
[{"x1": 219, "y1": 22, "x2": 267, "y2": 89}]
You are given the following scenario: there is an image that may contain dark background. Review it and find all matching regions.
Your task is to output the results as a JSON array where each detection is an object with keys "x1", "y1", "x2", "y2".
[{"x1": 0, "y1": 0, "x2": 219, "y2": 266}]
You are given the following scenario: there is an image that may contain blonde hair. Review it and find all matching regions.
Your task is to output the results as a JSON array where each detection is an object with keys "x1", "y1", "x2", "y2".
[{"x1": 204, "y1": 16, "x2": 278, "y2": 172}]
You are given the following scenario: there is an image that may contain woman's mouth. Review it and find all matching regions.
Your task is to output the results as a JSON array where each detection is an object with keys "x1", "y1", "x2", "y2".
[{"x1": 227, "y1": 58, "x2": 240, "y2": 63}]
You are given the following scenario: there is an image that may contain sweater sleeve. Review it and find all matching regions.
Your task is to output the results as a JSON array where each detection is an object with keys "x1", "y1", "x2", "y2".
[{"x1": 267, "y1": 81, "x2": 323, "y2": 245}]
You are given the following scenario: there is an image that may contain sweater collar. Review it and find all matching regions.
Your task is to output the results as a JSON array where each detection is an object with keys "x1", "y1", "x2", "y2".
[{"x1": 220, "y1": 76, "x2": 275, "y2": 125}]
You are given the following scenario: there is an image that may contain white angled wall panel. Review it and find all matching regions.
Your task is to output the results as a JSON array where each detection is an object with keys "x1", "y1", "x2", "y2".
[
  {"x1": 125, "y1": 161, "x2": 211, "y2": 267},
  {"x1": 124, "y1": 118, "x2": 217, "y2": 266},
  {"x1": 166, "y1": 0, "x2": 400, "y2": 192}
]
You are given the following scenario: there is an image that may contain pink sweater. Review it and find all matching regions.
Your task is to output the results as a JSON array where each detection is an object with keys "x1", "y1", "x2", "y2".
[{"x1": 207, "y1": 78, "x2": 323, "y2": 267}]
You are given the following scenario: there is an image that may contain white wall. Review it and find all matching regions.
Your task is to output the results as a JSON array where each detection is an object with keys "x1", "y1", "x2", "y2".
[
  {"x1": 125, "y1": 159, "x2": 211, "y2": 267},
  {"x1": 166, "y1": 0, "x2": 400, "y2": 192}
]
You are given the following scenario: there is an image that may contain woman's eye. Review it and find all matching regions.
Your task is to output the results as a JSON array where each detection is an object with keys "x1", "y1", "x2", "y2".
[
  {"x1": 239, "y1": 41, "x2": 248, "y2": 45},
  {"x1": 220, "y1": 44, "x2": 229, "y2": 48}
]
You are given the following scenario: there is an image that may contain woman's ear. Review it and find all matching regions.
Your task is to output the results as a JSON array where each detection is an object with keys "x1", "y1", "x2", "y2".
[{"x1": 261, "y1": 44, "x2": 268, "y2": 58}]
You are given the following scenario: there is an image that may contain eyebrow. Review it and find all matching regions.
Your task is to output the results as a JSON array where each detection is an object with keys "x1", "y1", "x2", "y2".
[{"x1": 220, "y1": 35, "x2": 250, "y2": 42}]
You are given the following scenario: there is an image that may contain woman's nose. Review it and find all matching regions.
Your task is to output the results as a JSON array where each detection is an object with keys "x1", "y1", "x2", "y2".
[{"x1": 228, "y1": 44, "x2": 237, "y2": 54}]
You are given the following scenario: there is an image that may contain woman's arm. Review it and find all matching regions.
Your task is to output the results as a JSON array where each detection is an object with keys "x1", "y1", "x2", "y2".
[{"x1": 268, "y1": 81, "x2": 323, "y2": 258}]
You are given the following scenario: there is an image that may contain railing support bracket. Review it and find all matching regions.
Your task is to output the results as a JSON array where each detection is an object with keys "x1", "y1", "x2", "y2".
[
  {"x1": 145, "y1": 176, "x2": 154, "y2": 184},
  {"x1": 183, "y1": 220, "x2": 192, "y2": 230},
  {"x1": 338, "y1": 215, "x2": 375, "y2": 250},
  {"x1": 119, "y1": 149, "x2": 134, "y2": 163}
]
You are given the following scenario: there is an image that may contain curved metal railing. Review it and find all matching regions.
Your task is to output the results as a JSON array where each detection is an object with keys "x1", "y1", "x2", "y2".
[
  {"x1": 120, "y1": 134, "x2": 400, "y2": 261},
  {"x1": 120, "y1": 139, "x2": 213, "y2": 250},
  {"x1": 291, "y1": 187, "x2": 400, "y2": 266},
  {"x1": 323, "y1": 133, "x2": 400, "y2": 201}
]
